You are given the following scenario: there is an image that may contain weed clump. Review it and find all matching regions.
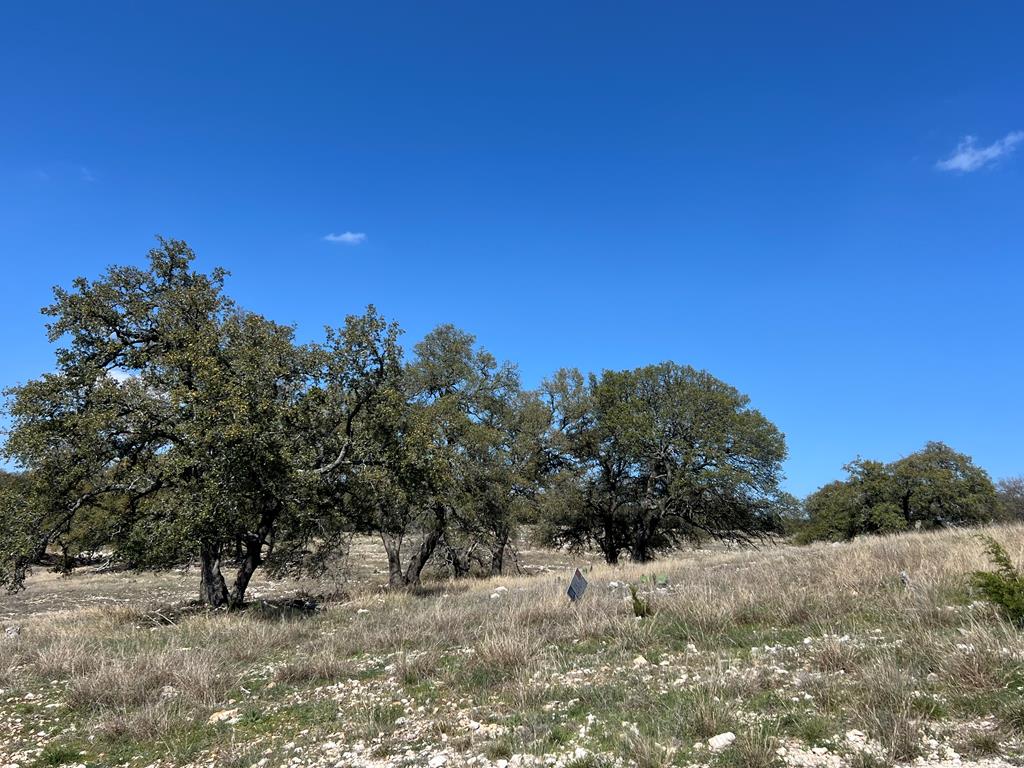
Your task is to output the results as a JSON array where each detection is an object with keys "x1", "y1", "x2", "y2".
[
  {"x1": 628, "y1": 584, "x2": 653, "y2": 618},
  {"x1": 718, "y1": 725, "x2": 781, "y2": 768},
  {"x1": 971, "y1": 536, "x2": 1024, "y2": 625}
]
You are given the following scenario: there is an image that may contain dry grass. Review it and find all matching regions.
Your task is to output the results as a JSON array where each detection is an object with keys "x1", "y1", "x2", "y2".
[
  {"x1": 620, "y1": 727, "x2": 675, "y2": 768},
  {"x1": 723, "y1": 725, "x2": 782, "y2": 768},
  {"x1": 271, "y1": 652, "x2": 353, "y2": 685},
  {"x1": 1, "y1": 525, "x2": 1023, "y2": 767},
  {"x1": 676, "y1": 684, "x2": 737, "y2": 738},
  {"x1": 849, "y1": 661, "x2": 930, "y2": 761}
]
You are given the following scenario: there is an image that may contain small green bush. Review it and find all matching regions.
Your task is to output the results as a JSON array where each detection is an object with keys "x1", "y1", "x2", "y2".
[
  {"x1": 628, "y1": 584, "x2": 652, "y2": 618},
  {"x1": 33, "y1": 742, "x2": 85, "y2": 767},
  {"x1": 971, "y1": 536, "x2": 1024, "y2": 626}
]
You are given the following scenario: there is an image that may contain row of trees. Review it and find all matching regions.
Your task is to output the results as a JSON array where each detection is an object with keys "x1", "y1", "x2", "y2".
[
  {"x1": 2, "y1": 241, "x2": 1017, "y2": 604},
  {"x1": 793, "y1": 443, "x2": 1021, "y2": 543},
  {"x1": 0, "y1": 240, "x2": 791, "y2": 607}
]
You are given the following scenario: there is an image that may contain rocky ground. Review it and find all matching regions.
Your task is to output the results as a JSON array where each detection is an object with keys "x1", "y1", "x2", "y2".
[{"x1": 2, "y1": 527, "x2": 1024, "y2": 768}]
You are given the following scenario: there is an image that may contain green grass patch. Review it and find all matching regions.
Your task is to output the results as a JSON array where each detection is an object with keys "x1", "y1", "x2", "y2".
[
  {"x1": 778, "y1": 711, "x2": 837, "y2": 746},
  {"x1": 32, "y1": 742, "x2": 90, "y2": 768}
]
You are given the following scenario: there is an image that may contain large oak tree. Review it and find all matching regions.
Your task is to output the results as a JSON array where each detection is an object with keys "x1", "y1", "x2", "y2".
[
  {"x1": 539, "y1": 362, "x2": 788, "y2": 563},
  {"x1": 1, "y1": 240, "x2": 400, "y2": 607}
]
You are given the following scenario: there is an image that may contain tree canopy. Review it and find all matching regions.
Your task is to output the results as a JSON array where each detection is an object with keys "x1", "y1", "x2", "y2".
[
  {"x1": 797, "y1": 442, "x2": 999, "y2": 543},
  {"x1": 538, "y1": 362, "x2": 789, "y2": 563},
  {"x1": 996, "y1": 477, "x2": 1024, "y2": 521},
  {"x1": 1, "y1": 240, "x2": 402, "y2": 607},
  {"x1": 342, "y1": 324, "x2": 536, "y2": 587},
  {"x1": 0, "y1": 240, "x2": 548, "y2": 603}
]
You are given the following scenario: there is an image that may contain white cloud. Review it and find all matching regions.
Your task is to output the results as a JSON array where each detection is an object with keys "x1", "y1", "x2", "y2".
[
  {"x1": 80, "y1": 166, "x2": 96, "y2": 182},
  {"x1": 323, "y1": 231, "x2": 367, "y2": 245},
  {"x1": 936, "y1": 131, "x2": 1024, "y2": 172}
]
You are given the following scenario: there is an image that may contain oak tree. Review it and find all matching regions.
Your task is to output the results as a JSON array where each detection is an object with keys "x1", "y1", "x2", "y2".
[
  {"x1": 539, "y1": 362, "x2": 788, "y2": 563},
  {"x1": 799, "y1": 442, "x2": 999, "y2": 543},
  {"x1": 1, "y1": 240, "x2": 400, "y2": 607}
]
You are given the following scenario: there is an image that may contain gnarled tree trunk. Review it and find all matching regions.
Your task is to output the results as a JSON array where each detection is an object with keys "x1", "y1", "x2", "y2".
[
  {"x1": 227, "y1": 506, "x2": 276, "y2": 608},
  {"x1": 489, "y1": 529, "x2": 510, "y2": 576},
  {"x1": 200, "y1": 542, "x2": 230, "y2": 608},
  {"x1": 229, "y1": 537, "x2": 262, "y2": 609},
  {"x1": 382, "y1": 533, "x2": 406, "y2": 587},
  {"x1": 381, "y1": 506, "x2": 447, "y2": 588},
  {"x1": 402, "y1": 525, "x2": 443, "y2": 586},
  {"x1": 443, "y1": 538, "x2": 474, "y2": 579}
]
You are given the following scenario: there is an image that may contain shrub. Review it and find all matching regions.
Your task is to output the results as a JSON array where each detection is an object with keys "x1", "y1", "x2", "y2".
[
  {"x1": 628, "y1": 584, "x2": 652, "y2": 618},
  {"x1": 971, "y1": 537, "x2": 1024, "y2": 626}
]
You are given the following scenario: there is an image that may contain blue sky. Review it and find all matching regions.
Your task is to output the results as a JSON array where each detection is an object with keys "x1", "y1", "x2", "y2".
[{"x1": 1, "y1": 2, "x2": 1022, "y2": 496}]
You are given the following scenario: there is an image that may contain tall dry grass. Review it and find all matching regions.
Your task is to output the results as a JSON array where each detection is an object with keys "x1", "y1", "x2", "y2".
[{"x1": 1, "y1": 523, "x2": 1022, "y2": 762}]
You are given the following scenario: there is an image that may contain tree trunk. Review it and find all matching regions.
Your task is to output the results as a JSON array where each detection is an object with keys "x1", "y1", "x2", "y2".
[
  {"x1": 446, "y1": 540, "x2": 473, "y2": 579},
  {"x1": 382, "y1": 533, "x2": 406, "y2": 588},
  {"x1": 630, "y1": 535, "x2": 654, "y2": 563},
  {"x1": 381, "y1": 506, "x2": 446, "y2": 588},
  {"x1": 630, "y1": 510, "x2": 659, "y2": 563},
  {"x1": 631, "y1": 547, "x2": 653, "y2": 563},
  {"x1": 58, "y1": 543, "x2": 73, "y2": 574},
  {"x1": 226, "y1": 504, "x2": 277, "y2": 608},
  {"x1": 598, "y1": 536, "x2": 620, "y2": 565},
  {"x1": 489, "y1": 530, "x2": 509, "y2": 576},
  {"x1": 901, "y1": 493, "x2": 913, "y2": 526},
  {"x1": 630, "y1": 527, "x2": 653, "y2": 563},
  {"x1": 228, "y1": 537, "x2": 262, "y2": 609},
  {"x1": 403, "y1": 525, "x2": 442, "y2": 586},
  {"x1": 200, "y1": 543, "x2": 230, "y2": 608}
]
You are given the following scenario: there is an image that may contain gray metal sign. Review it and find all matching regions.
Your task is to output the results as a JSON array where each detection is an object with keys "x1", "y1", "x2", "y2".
[{"x1": 567, "y1": 568, "x2": 588, "y2": 602}]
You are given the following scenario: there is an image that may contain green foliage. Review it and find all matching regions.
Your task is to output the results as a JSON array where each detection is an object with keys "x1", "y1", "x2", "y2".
[
  {"x1": 0, "y1": 471, "x2": 37, "y2": 590},
  {"x1": 996, "y1": 476, "x2": 1024, "y2": 521},
  {"x1": 971, "y1": 536, "x2": 1024, "y2": 626},
  {"x1": 639, "y1": 573, "x2": 669, "y2": 589},
  {"x1": 799, "y1": 443, "x2": 999, "y2": 543},
  {"x1": 0, "y1": 239, "x2": 403, "y2": 606},
  {"x1": 538, "y1": 363, "x2": 788, "y2": 563},
  {"x1": 344, "y1": 323, "x2": 547, "y2": 586},
  {"x1": 563, "y1": 756, "x2": 613, "y2": 768},
  {"x1": 627, "y1": 584, "x2": 652, "y2": 618},
  {"x1": 0, "y1": 238, "x2": 553, "y2": 601},
  {"x1": 779, "y1": 712, "x2": 834, "y2": 747},
  {"x1": 13, "y1": 235, "x2": 1004, "y2": 611},
  {"x1": 32, "y1": 741, "x2": 86, "y2": 767}
]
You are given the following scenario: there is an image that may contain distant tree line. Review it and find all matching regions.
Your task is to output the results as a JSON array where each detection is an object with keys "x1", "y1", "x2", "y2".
[
  {"x1": 0, "y1": 240, "x2": 1019, "y2": 606},
  {"x1": 791, "y1": 444, "x2": 1018, "y2": 543}
]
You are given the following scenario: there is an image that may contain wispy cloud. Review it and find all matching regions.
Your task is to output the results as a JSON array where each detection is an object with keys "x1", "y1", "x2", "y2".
[
  {"x1": 323, "y1": 231, "x2": 367, "y2": 245},
  {"x1": 80, "y1": 166, "x2": 96, "y2": 182},
  {"x1": 936, "y1": 131, "x2": 1024, "y2": 172}
]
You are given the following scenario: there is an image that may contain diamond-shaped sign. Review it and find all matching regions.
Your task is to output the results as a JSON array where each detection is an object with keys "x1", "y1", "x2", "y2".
[{"x1": 567, "y1": 568, "x2": 588, "y2": 602}]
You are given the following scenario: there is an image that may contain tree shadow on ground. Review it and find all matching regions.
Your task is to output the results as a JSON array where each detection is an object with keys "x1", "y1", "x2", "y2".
[{"x1": 137, "y1": 592, "x2": 343, "y2": 625}]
